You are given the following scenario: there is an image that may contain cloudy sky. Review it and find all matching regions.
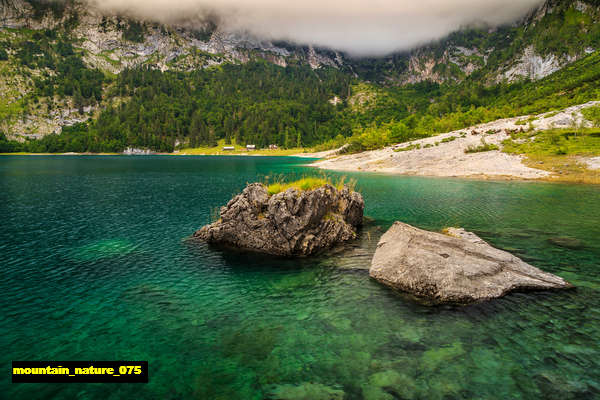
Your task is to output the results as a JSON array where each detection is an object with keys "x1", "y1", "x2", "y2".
[{"x1": 89, "y1": 0, "x2": 544, "y2": 56}]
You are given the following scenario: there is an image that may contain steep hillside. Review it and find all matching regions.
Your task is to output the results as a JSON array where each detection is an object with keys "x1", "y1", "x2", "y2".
[
  {"x1": 0, "y1": 0, "x2": 343, "y2": 73},
  {"x1": 350, "y1": 0, "x2": 600, "y2": 84},
  {"x1": 0, "y1": 0, "x2": 347, "y2": 141}
]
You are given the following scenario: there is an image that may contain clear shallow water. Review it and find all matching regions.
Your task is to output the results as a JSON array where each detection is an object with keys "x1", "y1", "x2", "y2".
[{"x1": 1, "y1": 156, "x2": 599, "y2": 400}]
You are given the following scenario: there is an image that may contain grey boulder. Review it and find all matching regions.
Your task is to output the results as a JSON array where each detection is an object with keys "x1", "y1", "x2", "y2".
[
  {"x1": 194, "y1": 183, "x2": 363, "y2": 256},
  {"x1": 370, "y1": 222, "x2": 573, "y2": 304}
]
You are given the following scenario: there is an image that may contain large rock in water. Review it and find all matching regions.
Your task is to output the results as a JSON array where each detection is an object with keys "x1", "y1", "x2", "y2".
[
  {"x1": 194, "y1": 183, "x2": 364, "y2": 256},
  {"x1": 370, "y1": 222, "x2": 573, "y2": 304}
]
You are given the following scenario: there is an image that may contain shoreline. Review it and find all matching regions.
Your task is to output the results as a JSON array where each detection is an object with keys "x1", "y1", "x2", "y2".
[
  {"x1": 1, "y1": 150, "x2": 314, "y2": 157},
  {"x1": 2, "y1": 151, "x2": 598, "y2": 185},
  {"x1": 3, "y1": 103, "x2": 599, "y2": 184},
  {"x1": 310, "y1": 146, "x2": 600, "y2": 185},
  {"x1": 0, "y1": 152, "x2": 312, "y2": 157},
  {"x1": 308, "y1": 163, "x2": 598, "y2": 185},
  {"x1": 310, "y1": 103, "x2": 600, "y2": 185}
]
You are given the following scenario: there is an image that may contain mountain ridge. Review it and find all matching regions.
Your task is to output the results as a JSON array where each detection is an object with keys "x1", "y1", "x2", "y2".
[{"x1": 1, "y1": 0, "x2": 597, "y2": 82}]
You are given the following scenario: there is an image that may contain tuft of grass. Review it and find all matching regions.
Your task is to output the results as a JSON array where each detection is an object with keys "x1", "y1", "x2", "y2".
[
  {"x1": 394, "y1": 143, "x2": 421, "y2": 152},
  {"x1": 502, "y1": 128, "x2": 600, "y2": 156},
  {"x1": 582, "y1": 105, "x2": 600, "y2": 127},
  {"x1": 465, "y1": 138, "x2": 499, "y2": 153},
  {"x1": 265, "y1": 175, "x2": 357, "y2": 196},
  {"x1": 322, "y1": 212, "x2": 340, "y2": 222},
  {"x1": 521, "y1": 154, "x2": 600, "y2": 184},
  {"x1": 441, "y1": 136, "x2": 457, "y2": 143},
  {"x1": 515, "y1": 115, "x2": 538, "y2": 126},
  {"x1": 502, "y1": 128, "x2": 600, "y2": 184}
]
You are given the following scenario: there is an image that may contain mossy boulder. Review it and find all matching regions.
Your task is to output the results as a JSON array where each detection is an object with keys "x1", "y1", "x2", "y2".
[{"x1": 194, "y1": 182, "x2": 363, "y2": 256}]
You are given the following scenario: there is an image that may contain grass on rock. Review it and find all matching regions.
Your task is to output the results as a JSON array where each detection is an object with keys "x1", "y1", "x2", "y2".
[{"x1": 265, "y1": 176, "x2": 356, "y2": 196}]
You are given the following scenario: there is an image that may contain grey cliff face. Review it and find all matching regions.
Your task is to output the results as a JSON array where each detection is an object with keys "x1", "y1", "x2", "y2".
[
  {"x1": 194, "y1": 183, "x2": 364, "y2": 256},
  {"x1": 370, "y1": 222, "x2": 573, "y2": 304}
]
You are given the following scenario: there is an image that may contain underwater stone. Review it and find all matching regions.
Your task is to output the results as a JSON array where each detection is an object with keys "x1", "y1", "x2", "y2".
[
  {"x1": 193, "y1": 183, "x2": 364, "y2": 256},
  {"x1": 547, "y1": 236, "x2": 585, "y2": 250},
  {"x1": 362, "y1": 370, "x2": 416, "y2": 400},
  {"x1": 370, "y1": 222, "x2": 573, "y2": 304},
  {"x1": 265, "y1": 382, "x2": 345, "y2": 400},
  {"x1": 69, "y1": 238, "x2": 136, "y2": 261}
]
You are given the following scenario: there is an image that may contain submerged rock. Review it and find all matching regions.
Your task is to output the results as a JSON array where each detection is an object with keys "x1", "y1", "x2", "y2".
[
  {"x1": 69, "y1": 238, "x2": 137, "y2": 261},
  {"x1": 547, "y1": 236, "x2": 585, "y2": 250},
  {"x1": 370, "y1": 222, "x2": 573, "y2": 304},
  {"x1": 362, "y1": 370, "x2": 416, "y2": 400},
  {"x1": 194, "y1": 183, "x2": 364, "y2": 256},
  {"x1": 265, "y1": 382, "x2": 345, "y2": 400}
]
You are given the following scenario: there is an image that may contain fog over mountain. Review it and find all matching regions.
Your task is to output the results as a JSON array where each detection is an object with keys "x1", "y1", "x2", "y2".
[{"x1": 87, "y1": 0, "x2": 544, "y2": 56}]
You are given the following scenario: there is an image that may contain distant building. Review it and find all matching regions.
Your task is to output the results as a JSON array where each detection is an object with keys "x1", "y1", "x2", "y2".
[
  {"x1": 246, "y1": 144, "x2": 256, "y2": 151},
  {"x1": 269, "y1": 144, "x2": 278, "y2": 150},
  {"x1": 123, "y1": 147, "x2": 153, "y2": 155},
  {"x1": 223, "y1": 146, "x2": 235, "y2": 151}
]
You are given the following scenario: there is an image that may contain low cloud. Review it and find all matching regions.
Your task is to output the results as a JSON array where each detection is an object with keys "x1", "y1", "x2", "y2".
[{"x1": 88, "y1": 0, "x2": 544, "y2": 56}]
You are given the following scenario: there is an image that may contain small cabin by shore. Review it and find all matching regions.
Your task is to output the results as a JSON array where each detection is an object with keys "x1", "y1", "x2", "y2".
[
  {"x1": 246, "y1": 144, "x2": 256, "y2": 151},
  {"x1": 223, "y1": 146, "x2": 235, "y2": 151}
]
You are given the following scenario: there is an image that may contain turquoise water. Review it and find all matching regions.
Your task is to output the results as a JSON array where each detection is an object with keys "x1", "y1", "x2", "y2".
[{"x1": 1, "y1": 156, "x2": 599, "y2": 400}]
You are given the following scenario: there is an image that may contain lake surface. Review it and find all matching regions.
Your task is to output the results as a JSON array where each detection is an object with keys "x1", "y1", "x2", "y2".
[{"x1": 1, "y1": 156, "x2": 599, "y2": 400}]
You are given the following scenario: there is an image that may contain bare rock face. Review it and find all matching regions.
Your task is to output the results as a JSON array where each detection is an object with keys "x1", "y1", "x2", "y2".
[
  {"x1": 194, "y1": 183, "x2": 364, "y2": 256},
  {"x1": 370, "y1": 222, "x2": 573, "y2": 304}
]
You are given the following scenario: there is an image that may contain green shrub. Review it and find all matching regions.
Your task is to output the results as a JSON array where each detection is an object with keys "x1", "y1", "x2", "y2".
[
  {"x1": 465, "y1": 139, "x2": 499, "y2": 153},
  {"x1": 502, "y1": 128, "x2": 600, "y2": 157},
  {"x1": 582, "y1": 105, "x2": 600, "y2": 127},
  {"x1": 265, "y1": 176, "x2": 356, "y2": 196},
  {"x1": 122, "y1": 20, "x2": 146, "y2": 43},
  {"x1": 441, "y1": 136, "x2": 457, "y2": 143},
  {"x1": 394, "y1": 143, "x2": 421, "y2": 152},
  {"x1": 555, "y1": 146, "x2": 568, "y2": 155}
]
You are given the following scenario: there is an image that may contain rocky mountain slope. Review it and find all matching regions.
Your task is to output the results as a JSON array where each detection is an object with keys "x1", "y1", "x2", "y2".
[
  {"x1": 0, "y1": 0, "x2": 344, "y2": 74},
  {"x1": 2, "y1": 0, "x2": 598, "y2": 80},
  {"x1": 352, "y1": 0, "x2": 599, "y2": 84}
]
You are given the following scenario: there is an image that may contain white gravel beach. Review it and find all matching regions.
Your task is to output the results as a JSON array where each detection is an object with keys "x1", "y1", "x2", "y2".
[{"x1": 307, "y1": 102, "x2": 599, "y2": 180}]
